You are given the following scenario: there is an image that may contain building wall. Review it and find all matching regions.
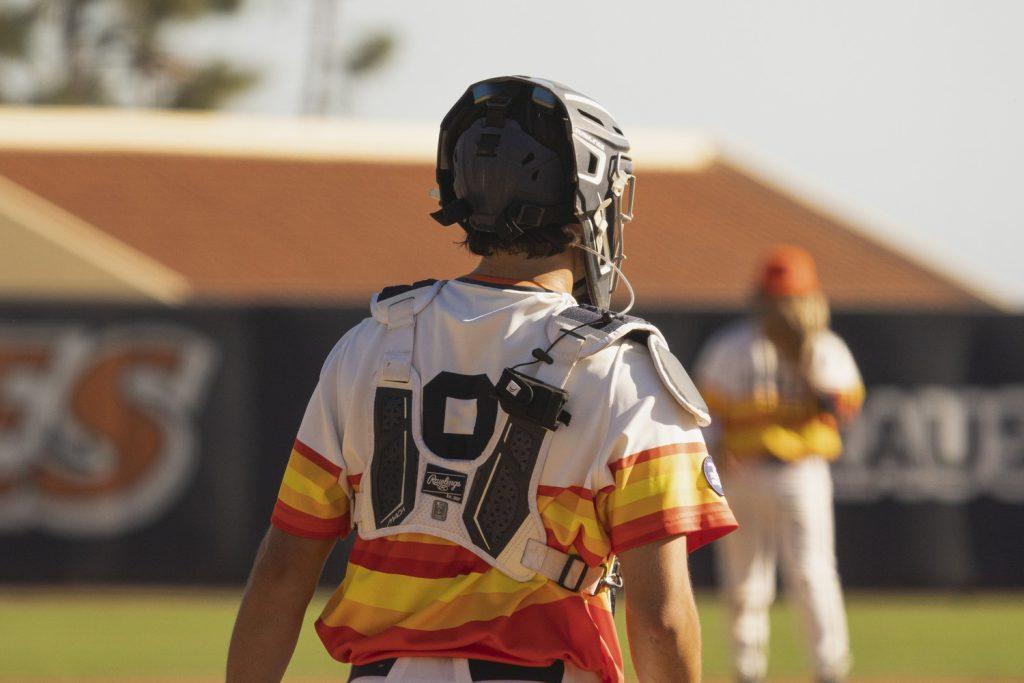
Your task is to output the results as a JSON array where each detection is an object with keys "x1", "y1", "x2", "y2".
[{"x1": 0, "y1": 303, "x2": 1021, "y2": 588}]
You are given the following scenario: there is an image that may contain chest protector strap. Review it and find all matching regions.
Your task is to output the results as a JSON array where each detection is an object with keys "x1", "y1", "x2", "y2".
[
  {"x1": 518, "y1": 304, "x2": 710, "y2": 594},
  {"x1": 365, "y1": 282, "x2": 445, "y2": 530},
  {"x1": 546, "y1": 304, "x2": 711, "y2": 426}
]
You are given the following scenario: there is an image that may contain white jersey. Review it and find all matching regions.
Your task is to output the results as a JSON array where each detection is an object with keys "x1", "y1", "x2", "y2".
[
  {"x1": 694, "y1": 319, "x2": 864, "y2": 461},
  {"x1": 272, "y1": 275, "x2": 737, "y2": 679},
  {"x1": 697, "y1": 319, "x2": 861, "y2": 680},
  {"x1": 299, "y1": 277, "x2": 732, "y2": 530}
]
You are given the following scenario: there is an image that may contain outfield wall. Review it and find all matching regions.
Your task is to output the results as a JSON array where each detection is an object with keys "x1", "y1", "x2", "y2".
[{"x1": 1, "y1": 303, "x2": 1021, "y2": 588}]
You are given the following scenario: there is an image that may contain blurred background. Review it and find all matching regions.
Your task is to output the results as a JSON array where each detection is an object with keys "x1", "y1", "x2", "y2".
[{"x1": 0, "y1": 1, "x2": 1022, "y2": 681}]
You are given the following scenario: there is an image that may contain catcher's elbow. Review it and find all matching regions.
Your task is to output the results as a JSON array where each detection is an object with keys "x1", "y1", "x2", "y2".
[{"x1": 631, "y1": 598, "x2": 700, "y2": 641}]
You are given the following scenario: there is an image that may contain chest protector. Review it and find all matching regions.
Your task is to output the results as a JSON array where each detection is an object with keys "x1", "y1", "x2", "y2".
[{"x1": 354, "y1": 281, "x2": 710, "y2": 594}]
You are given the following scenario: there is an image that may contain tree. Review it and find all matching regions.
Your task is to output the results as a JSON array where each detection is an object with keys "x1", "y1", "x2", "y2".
[
  {"x1": 303, "y1": 0, "x2": 395, "y2": 115},
  {"x1": 0, "y1": 0, "x2": 257, "y2": 109},
  {"x1": 0, "y1": 5, "x2": 37, "y2": 59}
]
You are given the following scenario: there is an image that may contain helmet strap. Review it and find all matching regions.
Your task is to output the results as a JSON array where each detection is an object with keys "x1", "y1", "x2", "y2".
[
  {"x1": 573, "y1": 242, "x2": 635, "y2": 317},
  {"x1": 485, "y1": 95, "x2": 511, "y2": 128}
]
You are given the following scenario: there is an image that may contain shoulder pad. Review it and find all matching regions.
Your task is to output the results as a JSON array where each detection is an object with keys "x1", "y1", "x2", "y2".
[
  {"x1": 371, "y1": 279, "x2": 444, "y2": 326},
  {"x1": 547, "y1": 304, "x2": 659, "y2": 356},
  {"x1": 647, "y1": 335, "x2": 711, "y2": 427},
  {"x1": 549, "y1": 305, "x2": 710, "y2": 427}
]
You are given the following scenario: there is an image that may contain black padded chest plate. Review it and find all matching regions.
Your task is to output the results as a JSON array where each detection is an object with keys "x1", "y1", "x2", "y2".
[
  {"x1": 371, "y1": 387, "x2": 420, "y2": 527},
  {"x1": 462, "y1": 417, "x2": 546, "y2": 556}
]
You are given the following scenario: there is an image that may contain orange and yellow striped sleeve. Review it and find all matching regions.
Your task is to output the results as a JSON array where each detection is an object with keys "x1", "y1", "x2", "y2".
[
  {"x1": 597, "y1": 440, "x2": 737, "y2": 554},
  {"x1": 271, "y1": 439, "x2": 352, "y2": 540}
]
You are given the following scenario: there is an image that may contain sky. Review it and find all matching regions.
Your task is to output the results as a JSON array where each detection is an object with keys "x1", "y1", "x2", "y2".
[{"x1": 175, "y1": 0, "x2": 1024, "y2": 307}]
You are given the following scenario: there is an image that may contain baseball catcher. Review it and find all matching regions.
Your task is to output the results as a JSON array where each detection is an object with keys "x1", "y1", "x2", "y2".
[
  {"x1": 695, "y1": 246, "x2": 865, "y2": 683},
  {"x1": 228, "y1": 76, "x2": 737, "y2": 682}
]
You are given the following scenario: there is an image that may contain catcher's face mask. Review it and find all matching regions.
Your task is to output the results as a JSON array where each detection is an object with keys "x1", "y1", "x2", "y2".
[{"x1": 432, "y1": 76, "x2": 636, "y2": 310}]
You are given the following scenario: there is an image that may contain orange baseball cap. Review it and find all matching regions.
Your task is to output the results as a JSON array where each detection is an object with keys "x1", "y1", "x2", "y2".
[{"x1": 758, "y1": 245, "x2": 821, "y2": 297}]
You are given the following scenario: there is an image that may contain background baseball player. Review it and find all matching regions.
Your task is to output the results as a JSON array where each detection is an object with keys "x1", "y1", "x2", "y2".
[
  {"x1": 227, "y1": 76, "x2": 736, "y2": 682},
  {"x1": 694, "y1": 246, "x2": 864, "y2": 683}
]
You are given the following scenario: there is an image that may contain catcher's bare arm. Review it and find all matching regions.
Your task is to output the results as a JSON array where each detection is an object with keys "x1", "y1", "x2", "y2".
[
  {"x1": 227, "y1": 527, "x2": 335, "y2": 683},
  {"x1": 621, "y1": 535, "x2": 701, "y2": 682}
]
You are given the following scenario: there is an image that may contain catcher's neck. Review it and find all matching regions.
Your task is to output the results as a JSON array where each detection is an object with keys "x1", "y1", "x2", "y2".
[{"x1": 471, "y1": 249, "x2": 580, "y2": 295}]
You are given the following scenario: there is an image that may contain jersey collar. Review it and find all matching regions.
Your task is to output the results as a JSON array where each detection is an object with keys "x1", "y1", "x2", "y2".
[{"x1": 456, "y1": 274, "x2": 556, "y2": 294}]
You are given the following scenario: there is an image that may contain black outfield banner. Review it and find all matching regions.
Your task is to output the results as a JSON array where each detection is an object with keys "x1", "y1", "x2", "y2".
[{"x1": 1, "y1": 303, "x2": 1021, "y2": 587}]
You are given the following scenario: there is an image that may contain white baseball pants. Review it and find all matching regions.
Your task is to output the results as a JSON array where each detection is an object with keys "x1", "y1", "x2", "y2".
[{"x1": 716, "y1": 457, "x2": 850, "y2": 681}]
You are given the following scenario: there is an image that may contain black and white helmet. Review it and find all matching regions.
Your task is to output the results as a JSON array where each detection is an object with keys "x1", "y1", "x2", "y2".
[{"x1": 431, "y1": 75, "x2": 636, "y2": 310}]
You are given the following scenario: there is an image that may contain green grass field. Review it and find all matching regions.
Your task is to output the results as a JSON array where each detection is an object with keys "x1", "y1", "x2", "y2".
[{"x1": 1, "y1": 589, "x2": 1021, "y2": 681}]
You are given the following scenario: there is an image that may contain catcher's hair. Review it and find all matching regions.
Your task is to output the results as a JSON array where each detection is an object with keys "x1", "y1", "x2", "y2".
[{"x1": 460, "y1": 223, "x2": 578, "y2": 258}]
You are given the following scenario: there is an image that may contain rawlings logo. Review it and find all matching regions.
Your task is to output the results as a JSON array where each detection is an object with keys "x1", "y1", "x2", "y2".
[
  {"x1": 421, "y1": 464, "x2": 467, "y2": 503},
  {"x1": 426, "y1": 473, "x2": 461, "y2": 492}
]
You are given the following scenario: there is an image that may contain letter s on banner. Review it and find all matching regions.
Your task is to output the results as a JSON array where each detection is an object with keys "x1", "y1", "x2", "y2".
[{"x1": 0, "y1": 324, "x2": 217, "y2": 537}]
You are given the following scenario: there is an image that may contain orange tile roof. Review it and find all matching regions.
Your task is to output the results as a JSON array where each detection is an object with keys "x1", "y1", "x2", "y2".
[
  {"x1": 0, "y1": 149, "x2": 991, "y2": 310},
  {"x1": 633, "y1": 162, "x2": 989, "y2": 309}
]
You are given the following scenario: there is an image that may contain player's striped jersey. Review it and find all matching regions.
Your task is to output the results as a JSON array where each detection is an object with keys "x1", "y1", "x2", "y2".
[
  {"x1": 272, "y1": 275, "x2": 737, "y2": 683},
  {"x1": 694, "y1": 319, "x2": 864, "y2": 462}
]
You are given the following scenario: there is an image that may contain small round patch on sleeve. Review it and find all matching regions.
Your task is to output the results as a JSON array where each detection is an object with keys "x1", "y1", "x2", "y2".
[{"x1": 702, "y1": 455, "x2": 725, "y2": 496}]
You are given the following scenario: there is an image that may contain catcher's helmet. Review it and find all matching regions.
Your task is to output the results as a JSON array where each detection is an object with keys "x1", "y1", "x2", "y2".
[{"x1": 431, "y1": 76, "x2": 635, "y2": 310}]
